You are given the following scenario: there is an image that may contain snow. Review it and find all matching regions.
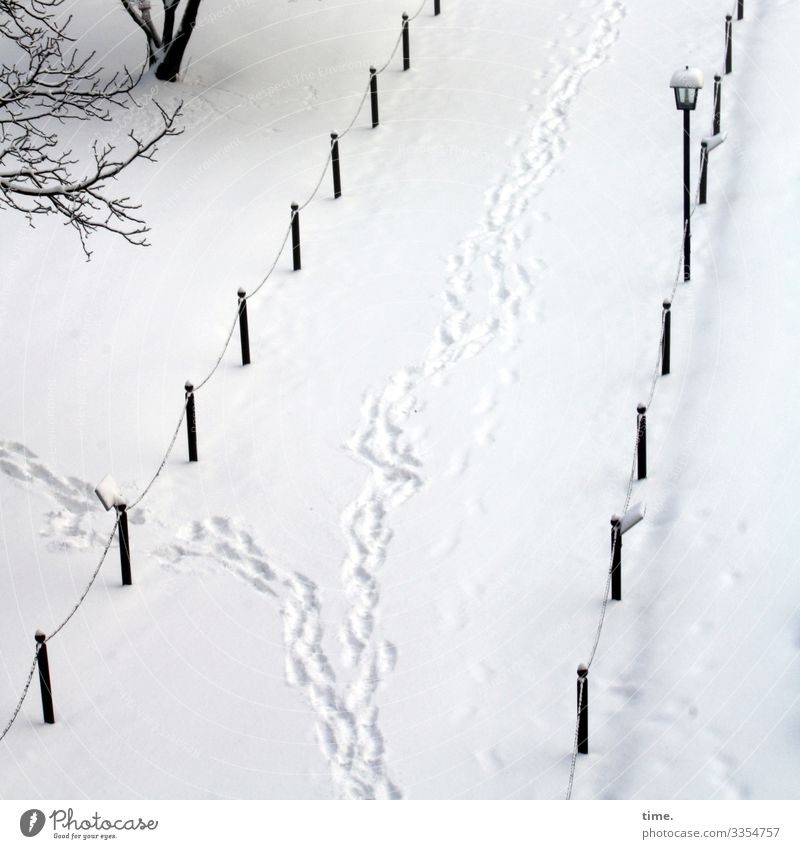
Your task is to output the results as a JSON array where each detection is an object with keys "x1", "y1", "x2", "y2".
[
  {"x1": 1, "y1": 0, "x2": 799, "y2": 801},
  {"x1": 670, "y1": 66, "x2": 705, "y2": 90}
]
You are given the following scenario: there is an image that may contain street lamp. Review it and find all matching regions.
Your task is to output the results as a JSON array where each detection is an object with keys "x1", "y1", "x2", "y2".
[{"x1": 670, "y1": 66, "x2": 703, "y2": 281}]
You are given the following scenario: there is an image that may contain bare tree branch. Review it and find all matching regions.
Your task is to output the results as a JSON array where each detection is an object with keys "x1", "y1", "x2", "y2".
[{"x1": 1, "y1": 0, "x2": 183, "y2": 258}]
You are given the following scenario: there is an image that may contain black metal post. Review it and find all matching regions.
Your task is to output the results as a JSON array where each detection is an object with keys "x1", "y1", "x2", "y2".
[
  {"x1": 35, "y1": 632, "x2": 54, "y2": 724},
  {"x1": 737, "y1": 0, "x2": 743, "y2": 21},
  {"x1": 713, "y1": 74, "x2": 722, "y2": 136},
  {"x1": 185, "y1": 381, "x2": 198, "y2": 462},
  {"x1": 577, "y1": 664, "x2": 588, "y2": 754},
  {"x1": 331, "y1": 132, "x2": 342, "y2": 199},
  {"x1": 683, "y1": 108, "x2": 691, "y2": 282},
  {"x1": 369, "y1": 67, "x2": 379, "y2": 128},
  {"x1": 725, "y1": 15, "x2": 733, "y2": 74},
  {"x1": 117, "y1": 504, "x2": 131, "y2": 586},
  {"x1": 661, "y1": 300, "x2": 671, "y2": 376},
  {"x1": 434, "y1": 0, "x2": 441, "y2": 14},
  {"x1": 699, "y1": 141, "x2": 708, "y2": 205},
  {"x1": 637, "y1": 404, "x2": 647, "y2": 480},
  {"x1": 611, "y1": 516, "x2": 622, "y2": 601},
  {"x1": 402, "y1": 13, "x2": 410, "y2": 71},
  {"x1": 237, "y1": 288, "x2": 251, "y2": 366},
  {"x1": 291, "y1": 203, "x2": 301, "y2": 271}
]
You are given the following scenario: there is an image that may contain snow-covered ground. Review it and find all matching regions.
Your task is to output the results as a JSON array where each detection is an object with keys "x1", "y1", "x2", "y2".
[{"x1": 1, "y1": 0, "x2": 799, "y2": 800}]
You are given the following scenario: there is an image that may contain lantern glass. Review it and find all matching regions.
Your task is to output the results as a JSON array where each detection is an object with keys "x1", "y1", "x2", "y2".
[{"x1": 673, "y1": 86, "x2": 699, "y2": 110}]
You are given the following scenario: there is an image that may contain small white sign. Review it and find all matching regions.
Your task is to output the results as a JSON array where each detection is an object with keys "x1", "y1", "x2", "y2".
[
  {"x1": 620, "y1": 502, "x2": 646, "y2": 534},
  {"x1": 94, "y1": 474, "x2": 123, "y2": 511},
  {"x1": 702, "y1": 132, "x2": 727, "y2": 151}
]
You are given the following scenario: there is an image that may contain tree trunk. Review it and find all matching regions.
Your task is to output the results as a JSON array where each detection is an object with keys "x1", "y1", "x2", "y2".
[
  {"x1": 162, "y1": 0, "x2": 180, "y2": 47},
  {"x1": 155, "y1": 0, "x2": 202, "y2": 82},
  {"x1": 141, "y1": 5, "x2": 159, "y2": 66}
]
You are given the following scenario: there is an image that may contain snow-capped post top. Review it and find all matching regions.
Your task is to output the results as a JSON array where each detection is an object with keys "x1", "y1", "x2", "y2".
[
  {"x1": 670, "y1": 66, "x2": 704, "y2": 111},
  {"x1": 94, "y1": 474, "x2": 124, "y2": 512}
]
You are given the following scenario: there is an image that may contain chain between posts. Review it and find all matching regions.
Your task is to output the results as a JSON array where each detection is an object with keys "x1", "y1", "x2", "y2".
[
  {"x1": 0, "y1": 0, "x2": 441, "y2": 743},
  {"x1": 567, "y1": 2, "x2": 741, "y2": 799}
]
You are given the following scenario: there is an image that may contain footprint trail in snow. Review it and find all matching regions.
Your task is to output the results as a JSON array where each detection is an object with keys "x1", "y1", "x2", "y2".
[
  {"x1": 336, "y1": 0, "x2": 626, "y2": 799},
  {"x1": 153, "y1": 517, "x2": 399, "y2": 799}
]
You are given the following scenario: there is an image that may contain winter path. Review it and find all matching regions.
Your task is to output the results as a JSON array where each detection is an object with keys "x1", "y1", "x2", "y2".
[
  {"x1": 337, "y1": 0, "x2": 626, "y2": 799},
  {"x1": 2, "y1": 0, "x2": 798, "y2": 802}
]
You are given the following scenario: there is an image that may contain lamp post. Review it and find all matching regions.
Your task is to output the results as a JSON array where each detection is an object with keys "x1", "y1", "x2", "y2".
[{"x1": 669, "y1": 66, "x2": 703, "y2": 282}]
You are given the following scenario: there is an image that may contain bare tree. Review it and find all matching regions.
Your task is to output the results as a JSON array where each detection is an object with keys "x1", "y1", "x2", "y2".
[
  {"x1": 120, "y1": 0, "x2": 204, "y2": 82},
  {"x1": 0, "y1": 0, "x2": 182, "y2": 256}
]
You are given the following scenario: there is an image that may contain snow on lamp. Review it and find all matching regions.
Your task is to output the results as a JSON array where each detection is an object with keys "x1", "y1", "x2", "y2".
[{"x1": 669, "y1": 66, "x2": 703, "y2": 111}]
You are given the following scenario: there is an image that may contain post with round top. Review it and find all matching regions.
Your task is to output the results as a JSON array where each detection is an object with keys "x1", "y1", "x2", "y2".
[
  {"x1": 611, "y1": 515, "x2": 622, "y2": 601},
  {"x1": 117, "y1": 504, "x2": 132, "y2": 585},
  {"x1": 369, "y1": 66, "x2": 379, "y2": 128},
  {"x1": 725, "y1": 15, "x2": 733, "y2": 74},
  {"x1": 577, "y1": 664, "x2": 589, "y2": 754},
  {"x1": 237, "y1": 288, "x2": 250, "y2": 366},
  {"x1": 35, "y1": 631, "x2": 55, "y2": 724},
  {"x1": 661, "y1": 300, "x2": 671, "y2": 376},
  {"x1": 637, "y1": 403, "x2": 647, "y2": 481},
  {"x1": 291, "y1": 203, "x2": 301, "y2": 271},
  {"x1": 699, "y1": 141, "x2": 709, "y2": 205},
  {"x1": 402, "y1": 13, "x2": 410, "y2": 71},
  {"x1": 185, "y1": 381, "x2": 198, "y2": 462},
  {"x1": 331, "y1": 132, "x2": 342, "y2": 199}
]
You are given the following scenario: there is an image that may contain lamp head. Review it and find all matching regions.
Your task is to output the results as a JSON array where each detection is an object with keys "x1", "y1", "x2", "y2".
[{"x1": 670, "y1": 66, "x2": 704, "y2": 111}]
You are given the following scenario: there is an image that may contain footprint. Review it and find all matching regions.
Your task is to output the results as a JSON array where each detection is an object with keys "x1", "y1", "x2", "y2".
[
  {"x1": 0, "y1": 440, "x2": 103, "y2": 550},
  {"x1": 446, "y1": 448, "x2": 470, "y2": 478},
  {"x1": 472, "y1": 388, "x2": 497, "y2": 416}
]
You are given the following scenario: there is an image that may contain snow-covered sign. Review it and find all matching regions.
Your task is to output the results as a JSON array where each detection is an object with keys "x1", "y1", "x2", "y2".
[
  {"x1": 669, "y1": 67, "x2": 704, "y2": 89},
  {"x1": 94, "y1": 474, "x2": 124, "y2": 511},
  {"x1": 702, "y1": 132, "x2": 727, "y2": 151},
  {"x1": 620, "y1": 502, "x2": 646, "y2": 535}
]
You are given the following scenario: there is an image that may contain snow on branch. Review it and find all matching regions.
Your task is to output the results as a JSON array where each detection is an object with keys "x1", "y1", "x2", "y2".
[{"x1": 0, "y1": 0, "x2": 183, "y2": 257}]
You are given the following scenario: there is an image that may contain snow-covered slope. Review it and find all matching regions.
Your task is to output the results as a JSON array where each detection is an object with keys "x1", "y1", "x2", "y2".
[{"x1": 1, "y1": 0, "x2": 798, "y2": 800}]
